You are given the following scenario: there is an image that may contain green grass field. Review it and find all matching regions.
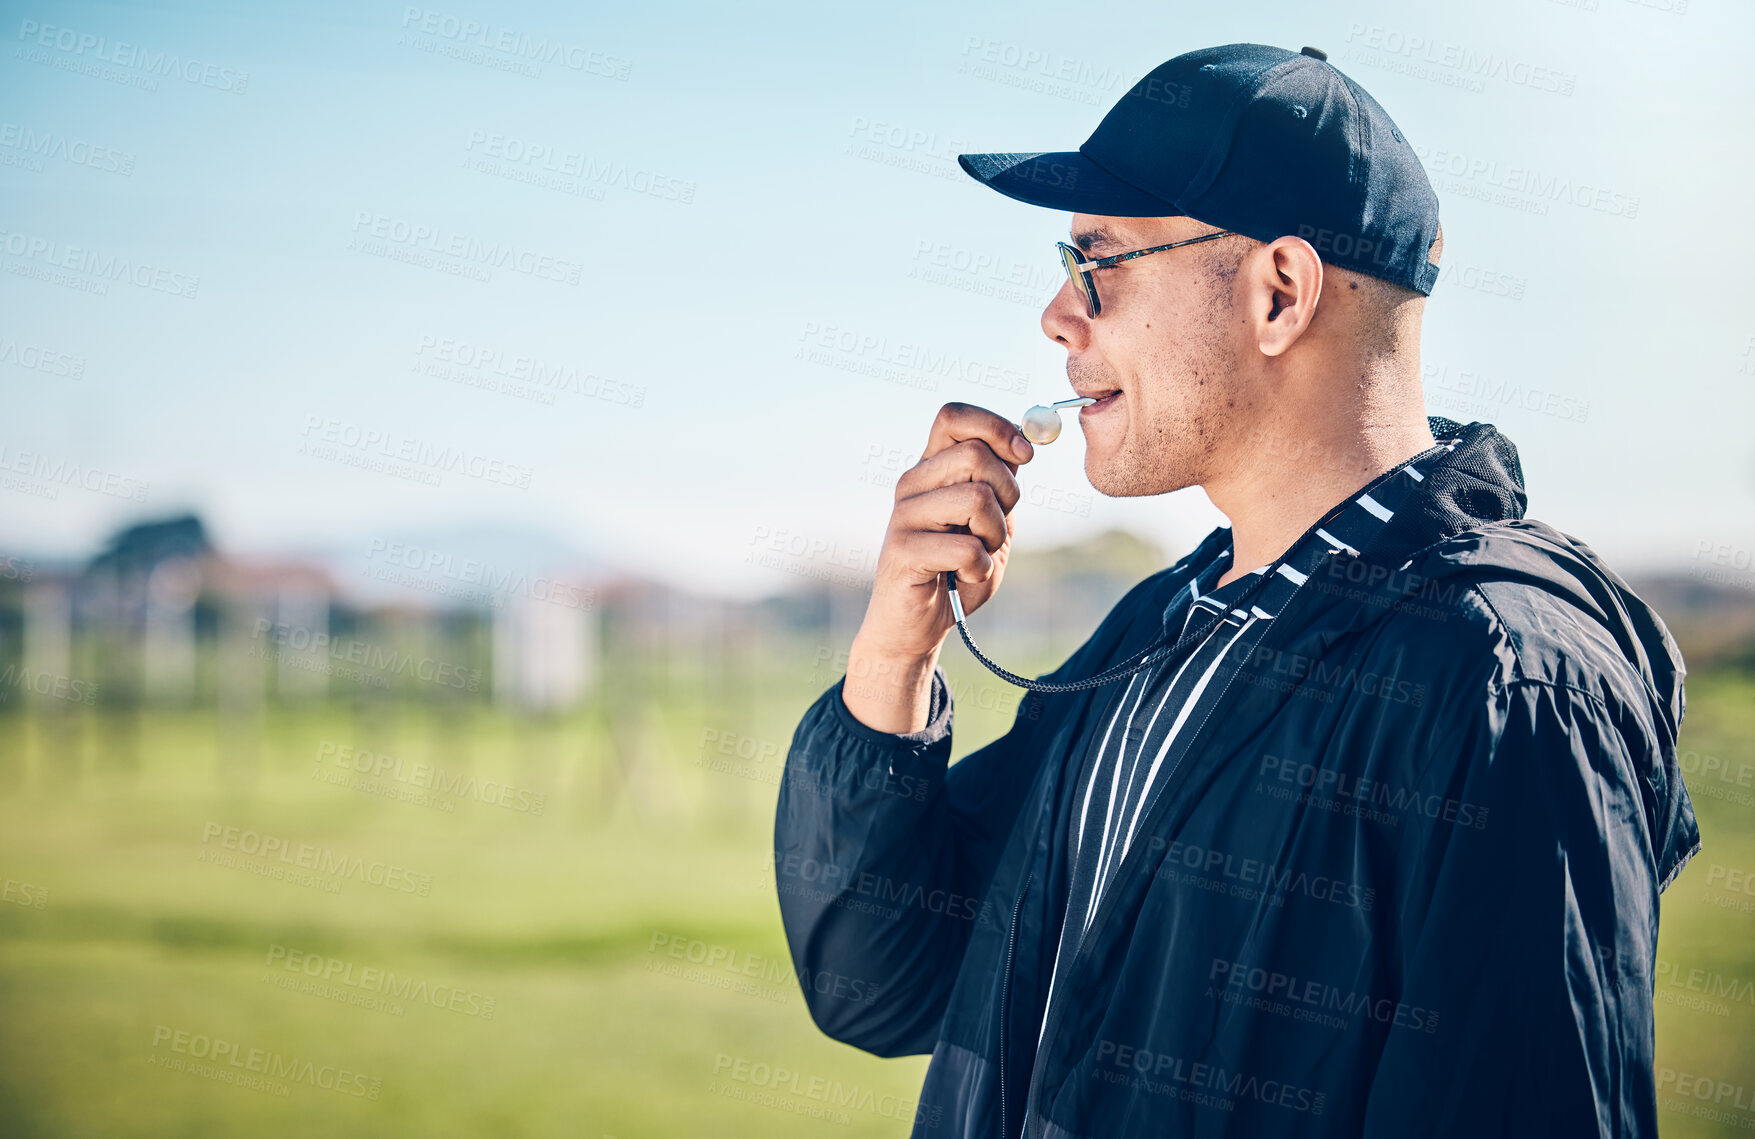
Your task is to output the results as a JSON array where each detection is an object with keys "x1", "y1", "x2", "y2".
[{"x1": 0, "y1": 658, "x2": 1750, "y2": 1136}]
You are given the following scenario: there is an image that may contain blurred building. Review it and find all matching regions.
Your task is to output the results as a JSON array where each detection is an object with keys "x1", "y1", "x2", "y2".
[{"x1": 492, "y1": 592, "x2": 597, "y2": 712}]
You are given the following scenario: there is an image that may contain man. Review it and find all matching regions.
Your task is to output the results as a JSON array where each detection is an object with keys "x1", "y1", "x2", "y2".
[{"x1": 774, "y1": 43, "x2": 1699, "y2": 1137}]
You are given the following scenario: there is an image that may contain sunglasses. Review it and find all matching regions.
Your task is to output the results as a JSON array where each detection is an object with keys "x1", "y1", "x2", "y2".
[{"x1": 1055, "y1": 230, "x2": 1241, "y2": 319}]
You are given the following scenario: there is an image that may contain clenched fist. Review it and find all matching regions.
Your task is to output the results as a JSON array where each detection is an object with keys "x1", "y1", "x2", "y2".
[{"x1": 843, "y1": 402, "x2": 1035, "y2": 733}]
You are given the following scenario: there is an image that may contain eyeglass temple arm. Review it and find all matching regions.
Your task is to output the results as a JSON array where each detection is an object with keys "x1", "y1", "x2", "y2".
[{"x1": 1068, "y1": 230, "x2": 1238, "y2": 271}]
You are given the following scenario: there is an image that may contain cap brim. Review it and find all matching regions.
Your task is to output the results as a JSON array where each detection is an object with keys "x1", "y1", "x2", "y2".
[{"x1": 956, "y1": 150, "x2": 1185, "y2": 218}]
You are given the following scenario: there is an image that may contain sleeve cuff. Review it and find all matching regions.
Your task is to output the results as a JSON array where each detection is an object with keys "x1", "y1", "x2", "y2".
[{"x1": 830, "y1": 664, "x2": 953, "y2": 750}]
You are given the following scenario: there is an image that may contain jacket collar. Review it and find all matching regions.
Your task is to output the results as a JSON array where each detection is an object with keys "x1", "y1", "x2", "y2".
[
  {"x1": 1357, "y1": 416, "x2": 1528, "y2": 567},
  {"x1": 1167, "y1": 416, "x2": 1527, "y2": 594}
]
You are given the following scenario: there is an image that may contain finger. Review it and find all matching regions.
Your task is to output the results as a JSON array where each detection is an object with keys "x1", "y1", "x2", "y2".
[
  {"x1": 923, "y1": 401, "x2": 1033, "y2": 468},
  {"x1": 892, "y1": 481, "x2": 1009, "y2": 554},
  {"x1": 895, "y1": 439, "x2": 1022, "y2": 514},
  {"x1": 892, "y1": 530, "x2": 995, "y2": 588}
]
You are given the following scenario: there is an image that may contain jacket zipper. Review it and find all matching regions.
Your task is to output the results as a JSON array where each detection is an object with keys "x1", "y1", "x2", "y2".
[
  {"x1": 999, "y1": 870, "x2": 1031, "y2": 1139},
  {"x1": 1020, "y1": 573, "x2": 1334, "y2": 1109}
]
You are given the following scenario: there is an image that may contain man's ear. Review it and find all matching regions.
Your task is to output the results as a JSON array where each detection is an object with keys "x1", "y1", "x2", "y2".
[{"x1": 1252, "y1": 235, "x2": 1323, "y2": 358}]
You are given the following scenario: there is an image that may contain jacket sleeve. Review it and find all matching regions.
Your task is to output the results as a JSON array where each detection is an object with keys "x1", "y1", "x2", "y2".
[
  {"x1": 1360, "y1": 678, "x2": 1667, "y2": 1138},
  {"x1": 772, "y1": 661, "x2": 1050, "y2": 1057},
  {"x1": 770, "y1": 555, "x2": 1198, "y2": 1058}
]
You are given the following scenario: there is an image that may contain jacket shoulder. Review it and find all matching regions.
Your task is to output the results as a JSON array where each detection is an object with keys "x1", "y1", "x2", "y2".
[{"x1": 1371, "y1": 520, "x2": 1667, "y2": 719}]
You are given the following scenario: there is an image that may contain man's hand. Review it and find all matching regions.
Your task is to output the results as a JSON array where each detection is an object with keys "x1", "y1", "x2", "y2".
[{"x1": 843, "y1": 402, "x2": 1035, "y2": 733}]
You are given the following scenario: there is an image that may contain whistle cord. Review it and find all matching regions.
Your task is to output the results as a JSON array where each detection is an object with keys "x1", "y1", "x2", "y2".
[{"x1": 941, "y1": 440, "x2": 1450, "y2": 694}]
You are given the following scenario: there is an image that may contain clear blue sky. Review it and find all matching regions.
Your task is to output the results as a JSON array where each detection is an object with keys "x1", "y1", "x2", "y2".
[{"x1": 4, "y1": 0, "x2": 1751, "y2": 599}]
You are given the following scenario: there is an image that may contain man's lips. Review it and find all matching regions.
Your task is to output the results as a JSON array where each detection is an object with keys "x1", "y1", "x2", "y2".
[{"x1": 1077, "y1": 390, "x2": 1122, "y2": 415}]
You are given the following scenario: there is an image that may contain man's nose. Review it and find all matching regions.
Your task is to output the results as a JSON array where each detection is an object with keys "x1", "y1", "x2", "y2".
[{"x1": 1041, "y1": 279, "x2": 1090, "y2": 350}]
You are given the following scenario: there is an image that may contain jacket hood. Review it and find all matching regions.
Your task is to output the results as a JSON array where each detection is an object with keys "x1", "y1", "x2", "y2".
[{"x1": 1364, "y1": 416, "x2": 1700, "y2": 890}]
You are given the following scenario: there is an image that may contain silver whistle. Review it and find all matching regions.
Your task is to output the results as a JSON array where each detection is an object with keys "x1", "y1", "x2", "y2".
[{"x1": 1019, "y1": 397, "x2": 1098, "y2": 445}]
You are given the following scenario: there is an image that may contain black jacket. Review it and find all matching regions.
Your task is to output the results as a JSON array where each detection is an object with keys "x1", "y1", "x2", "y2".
[{"x1": 774, "y1": 419, "x2": 1700, "y2": 1137}]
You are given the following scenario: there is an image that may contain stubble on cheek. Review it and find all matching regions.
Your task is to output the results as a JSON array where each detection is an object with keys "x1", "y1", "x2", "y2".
[
  {"x1": 1171, "y1": 277, "x2": 1254, "y2": 481},
  {"x1": 1180, "y1": 358, "x2": 1232, "y2": 465},
  {"x1": 1136, "y1": 326, "x2": 1235, "y2": 494},
  {"x1": 1087, "y1": 269, "x2": 1241, "y2": 497}
]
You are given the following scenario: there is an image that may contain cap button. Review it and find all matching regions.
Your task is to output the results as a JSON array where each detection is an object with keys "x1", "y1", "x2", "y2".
[{"x1": 1300, "y1": 46, "x2": 1328, "y2": 61}]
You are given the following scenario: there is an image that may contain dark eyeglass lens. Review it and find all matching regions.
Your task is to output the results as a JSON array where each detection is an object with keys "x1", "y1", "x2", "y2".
[{"x1": 1059, "y1": 245, "x2": 1096, "y2": 316}]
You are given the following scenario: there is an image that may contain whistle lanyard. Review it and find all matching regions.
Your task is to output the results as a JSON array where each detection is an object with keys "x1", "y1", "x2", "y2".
[{"x1": 942, "y1": 437, "x2": 1456, "y2": 694}]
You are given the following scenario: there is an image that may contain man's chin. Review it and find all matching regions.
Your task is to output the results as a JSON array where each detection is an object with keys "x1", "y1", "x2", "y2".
[
  {"x1": 1085, "y1": 452, "x2": 1188, "y2": 498},
  {"x1": 1083, "y1": 456, "x2": 1136, "y2": 498}
]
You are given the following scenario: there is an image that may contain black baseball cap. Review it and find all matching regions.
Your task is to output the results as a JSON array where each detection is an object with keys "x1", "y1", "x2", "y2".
[{"x1": 957, "y1": 43, "x2": 1442, "y2": 296}]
